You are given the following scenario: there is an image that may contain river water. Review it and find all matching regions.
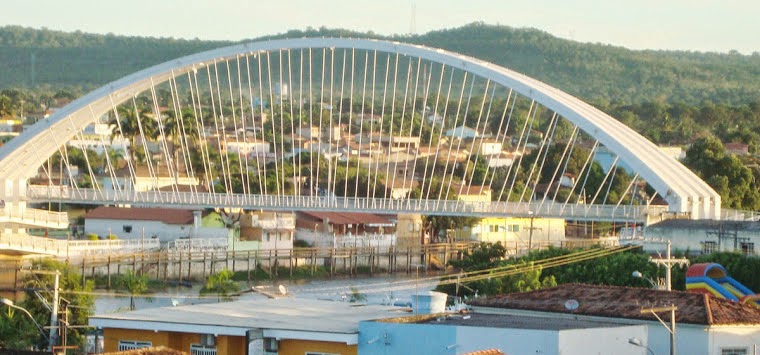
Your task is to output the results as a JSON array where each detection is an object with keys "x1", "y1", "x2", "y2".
[{"x1": 94, "y1": 273, "x2": 441, "y2": 314}]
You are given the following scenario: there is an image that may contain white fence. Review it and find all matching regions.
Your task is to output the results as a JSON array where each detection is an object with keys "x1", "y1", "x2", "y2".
[{"x1": 167, "y1": 238, "x2": 228, "y2": 253}]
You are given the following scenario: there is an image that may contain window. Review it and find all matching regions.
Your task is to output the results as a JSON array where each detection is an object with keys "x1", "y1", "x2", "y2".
[
  {"x1": 702, "y1": 241, "x2": 717, "y2": 254},
  {"x1": 190, "y1": 345, "x2": 217, "y2": 355},
  {"x1": 123, "y1": 225, "x2": 133, "y2": 233},
  {"x1": 721, "y1": 348, "x2": 748, "y2": 355},
  {"x1": 118, "y1": 340, "x2": 151, "y2": 351},
  {"x1": 263, "y1": 337, "x2": 278, "y2": 352},
  {"x1": 200, "y1": 334, "x2": 216, "y2": 347},
  {"x1": 740, "y1": 242, "x2": 755, "y2": 255},
  {"x1": 507, "y1": 224, "x2": 520, "y2": 232}
]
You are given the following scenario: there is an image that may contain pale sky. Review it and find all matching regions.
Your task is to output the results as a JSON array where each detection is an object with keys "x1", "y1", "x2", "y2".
[{"x1": 3, "y1": 0, "x2": 759, "y2": 54}]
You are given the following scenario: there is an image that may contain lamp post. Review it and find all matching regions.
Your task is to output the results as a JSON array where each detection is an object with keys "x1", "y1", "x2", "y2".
[
  {"x1": 1, "y1": 298, "x2": 49, "y2": 345},
  {"x1": 628, "y1": 337, "x2": 654, "y2": 355},
  {"x1": 632, "y1": 270, "x2": 661, "y2": 289}
]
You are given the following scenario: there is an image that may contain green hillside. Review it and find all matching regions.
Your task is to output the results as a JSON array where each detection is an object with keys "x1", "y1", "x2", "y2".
[{"x1": 1, "y1": 23, "x2": 759, "y2": 104}]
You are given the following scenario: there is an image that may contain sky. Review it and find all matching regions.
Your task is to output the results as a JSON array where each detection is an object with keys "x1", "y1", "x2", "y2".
[{"x1": 3, "y1": 0, "x2": 759, "y2": 54}]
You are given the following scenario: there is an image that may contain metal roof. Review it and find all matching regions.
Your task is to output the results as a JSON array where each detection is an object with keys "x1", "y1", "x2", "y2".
[{"x1": 89, "y1": 298, "x2": 407, "y2": 344}]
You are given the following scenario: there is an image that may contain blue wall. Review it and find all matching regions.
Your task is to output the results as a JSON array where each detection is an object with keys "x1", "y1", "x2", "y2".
[{"x1": 359, "y1": 321, "x2": 457, "y2": 355}]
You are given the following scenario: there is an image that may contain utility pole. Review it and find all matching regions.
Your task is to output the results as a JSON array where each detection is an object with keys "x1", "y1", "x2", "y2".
[
  {"x1": 49, "y1": 271, "x2": 60, "y2": 352},
  {"x1": 649, "y1": 240, "x2": 689, "y2": 291},
  {"x1": 640, "y1": 304, "x2": 677, "y2": 355}
]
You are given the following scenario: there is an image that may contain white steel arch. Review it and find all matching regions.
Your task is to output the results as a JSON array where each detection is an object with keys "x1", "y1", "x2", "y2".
[{"x1": 0, "y1": 38, "x2": 720, "y2": 219}]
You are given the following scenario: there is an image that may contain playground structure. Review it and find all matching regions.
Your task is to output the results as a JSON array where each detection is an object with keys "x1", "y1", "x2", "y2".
[{"x1": 685, "y1": 263, "x2": 760, "y2": 308}]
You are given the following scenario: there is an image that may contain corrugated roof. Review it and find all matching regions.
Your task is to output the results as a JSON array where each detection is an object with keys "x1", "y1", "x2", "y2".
[
  {"x1": 90, "y1": 298, "x2": 406, "y2": 336},
  {"x1": 85, "y1": 206, "x2": 195, "y2": 225},
  {"x1": 469, "y1": 283, "x2": 760, "y2": 326}
]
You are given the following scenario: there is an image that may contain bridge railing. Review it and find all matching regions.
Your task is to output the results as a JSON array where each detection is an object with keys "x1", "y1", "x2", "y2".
[
  {"x1": 0, "y1": 233, "x2": 67, "y2": 254},
  {"x1": 0, "y1": 206, "x2": 69, "y2": 228},
  {"x1": 28, "y1": 187, "x2": 662, "y2": 222},
  {"x1": 67, "y1": 239, "x2": 162, "y2": 254},
  {"x1": 721, "y1": 209, "x2": 760, "y2": 222}
]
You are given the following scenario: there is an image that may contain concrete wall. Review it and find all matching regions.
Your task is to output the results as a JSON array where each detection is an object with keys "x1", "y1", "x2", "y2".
[
  {"x1": 278, "y1": 339, "x2": 356, "y2": 355},
  {"x1": 455, "y1": 326, "x2": 558, "y2": 355},
  {"x1": 359, "y1": 321, "x2": 457, "y2": 355},
  {"x1": 708, "y1": 326, "x2": 760, "y2": 355},
  {"x1": 559, "y1": 326, "x2": 646, "y2": 355},
  {"x1": 359, "y1": 321, "x2": 646, "y2": 355},
  {"x1": 102, "y1": 328, "x2": 248, "y2": 355}
]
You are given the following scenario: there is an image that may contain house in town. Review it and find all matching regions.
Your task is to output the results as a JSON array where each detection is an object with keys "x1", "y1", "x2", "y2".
[
  {"x1": 361, "y1": 283, "x2": 760, "y2": 355},
  {"x1": 467, "y1": 284, "x2": 760, "y2": 355},
  {"x1": 359, "y1": 308, "x2": 647, "y2": 355},
  {"x1": 452, "y1": 184, "x2": 566, "y2": 247},
  {"x1": 635, "y1": 219, "x2": 760, "y2": 256},
  {"x1": 97, "y1": 165, "x2": 200, "y2": 192},
  {"x1": 83, "y1": 207, "x2": 228, "y2": 242},
  {"x1": 295, "y1": 211, "x2": 396, "y2": 248},
  {"x1": 89, "y1": 298, "x2": 407, "y2": 355},
  {"x1": 235, "y1": 211, "x2": 296, "y2": 252},
  {"x1": 444, "y1": 125, "x2": 480, "y2": 140}
]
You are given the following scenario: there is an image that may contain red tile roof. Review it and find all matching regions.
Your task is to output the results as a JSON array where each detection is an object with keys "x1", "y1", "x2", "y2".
[
  {"x1": 462, "y1": 349, "x2": 505, "y2": 355},
  {"x1": 85, "y1": 207, "x2": 196, "y2": 225},
  {"x1": 469, "y1": 283, "x2": 760, "y2": 326},
  {"x1": 298, "y1": 211, "x2": 394, "y2": 226}
]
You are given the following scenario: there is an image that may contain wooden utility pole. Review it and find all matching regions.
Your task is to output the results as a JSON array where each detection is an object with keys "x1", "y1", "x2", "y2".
[{"x1": 649, "y1": 240, "x2": 689, "y2": 291}]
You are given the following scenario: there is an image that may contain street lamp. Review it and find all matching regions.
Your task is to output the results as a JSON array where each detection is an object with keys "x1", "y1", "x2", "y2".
[
  {"x1": 1, "y1": 298, "x2": 49, "y2": 343},
  {"x1": 632, "y1": 270, "x2": 660, "y2": 289},
  {"x1": 628, "y1": 337, "x2": 654, "y2": 355}
]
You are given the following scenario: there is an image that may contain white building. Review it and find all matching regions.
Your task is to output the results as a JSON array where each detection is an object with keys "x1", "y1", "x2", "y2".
[
  {"x1": 444, "y1": 125, "x2": 480, "y2": 140},
  {"x1": 84, "y1": 207, "x2": 228, "y2": 242},
  {"x1": 223, "y1": 139, "x2": 270, "y2": 157},
  {"x1": 465, "y1": 284, "x2": 760, "y2": 355}
]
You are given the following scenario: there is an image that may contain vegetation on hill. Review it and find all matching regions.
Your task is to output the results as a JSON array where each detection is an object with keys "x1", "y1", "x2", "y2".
[{"x1": 2, "y1": 23, "x2": 760, "y2": 105}]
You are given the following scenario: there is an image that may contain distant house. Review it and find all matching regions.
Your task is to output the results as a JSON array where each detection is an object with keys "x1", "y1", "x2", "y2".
[
  {"x1": 222, "y1": 139, "x2": 270, "y2": 157},
  {"x1": 445, "y1": 125, "x2": 479, "y2": 140},
  {"x1": 725, "y1": 142, "x2": 749, "y2": 156},
  {"x1": 295, "y1": 211, "x2": 395, "y2": 248},
  {"x1": 454, "y1": 184, "x2": 565, "y2": 246},
  {"x1": 236, "y1": 211, "x2": 296, "y2": 251},
  {"x1": 84, "y1": 207, "x2": 228, "y2": 242},
  {"x1": 98, "y1": 166, "x2": 200, "y2": 192}
]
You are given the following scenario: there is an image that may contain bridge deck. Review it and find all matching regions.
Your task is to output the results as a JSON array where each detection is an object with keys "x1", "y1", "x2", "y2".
[{"x1": 28, "y1": 187, "x2": 663, "y2": 223}]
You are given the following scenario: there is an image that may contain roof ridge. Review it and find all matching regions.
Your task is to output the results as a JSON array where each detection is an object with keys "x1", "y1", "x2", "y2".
[{"x1": 703, "y1": 293, "x2": 714, "y2": 325}]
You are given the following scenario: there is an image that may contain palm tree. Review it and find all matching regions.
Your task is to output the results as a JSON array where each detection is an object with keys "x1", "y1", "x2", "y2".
[
  {"x1": 109, "y1": 105, "x2": 157, "y2": 165},
  {"x1": 163, "y1": 108, "x2": 199, "y2": 172},
  {"x1": 199, "y1": 269, "x2": 238, "y2": 301},
  {"x1": 118, "y1": 270, "x2": 149, "y2": 311}
]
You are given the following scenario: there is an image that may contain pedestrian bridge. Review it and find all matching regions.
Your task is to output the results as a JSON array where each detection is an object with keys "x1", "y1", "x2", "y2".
[{"x1": 0, "y1": 37, "x2": 722, "y2": 248}]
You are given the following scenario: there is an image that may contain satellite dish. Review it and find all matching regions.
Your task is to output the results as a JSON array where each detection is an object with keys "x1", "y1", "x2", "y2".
[
  {"x1": 564, "y1": 299, "x2": 579, "y2": 311},
  {"x1": 278, "y1": 285, "x2": 288, "y2": 295}
]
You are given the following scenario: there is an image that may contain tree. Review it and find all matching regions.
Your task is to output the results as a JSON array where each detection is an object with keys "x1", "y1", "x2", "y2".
[
  {"x1": 0, "y1": 259, "x2": 95, "y2": 350},
  {"x1": 110, "y1": 104, "x2": 157, "y2": 164},
  {"x1": 200, "y1": 269, "x2": 239, "y2": 301},
  {"x1": 683, "y1": 136, "x2": 760, "y2": 209},
  {"x1": 436, "y1": 243, "x2": 556, "y2": 297},
  {"x1": 118, "y1": 269, "x2": 149, "y2": 311}
]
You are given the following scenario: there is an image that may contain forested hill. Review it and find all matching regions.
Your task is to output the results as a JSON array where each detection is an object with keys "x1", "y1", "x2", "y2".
[{"x1": 2, "y1": 23, "x2": 759, "y2": 105}]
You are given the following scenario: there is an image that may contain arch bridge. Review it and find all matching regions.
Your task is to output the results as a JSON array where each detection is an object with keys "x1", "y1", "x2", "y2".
[{"x1": 0, "y1": 38, "x2": 720, "y2": 241}]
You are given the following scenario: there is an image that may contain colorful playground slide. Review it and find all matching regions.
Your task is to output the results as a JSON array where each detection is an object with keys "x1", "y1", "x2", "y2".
[{"x1": 686, "y1": 263, "x2": 760, "y2": 308}]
